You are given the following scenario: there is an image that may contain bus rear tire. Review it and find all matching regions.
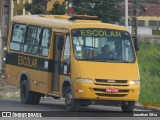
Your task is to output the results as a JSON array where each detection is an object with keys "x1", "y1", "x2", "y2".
[
  {"x1": 20, "y1": 80, "x2": 41, "y2": 105},
  {"x1": 65, "y1": 87, "x2": 79, "y2": 111},
  {"x1": 121, "y1": 101, "x2": 135, "y2": 112}
]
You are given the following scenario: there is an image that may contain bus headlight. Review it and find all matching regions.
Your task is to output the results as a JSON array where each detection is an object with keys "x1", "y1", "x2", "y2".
[
  {"x1": 129, "y1": 80, "x2": 140, "y2": 85},
  {"x1": 76, "y1": 78, "x2": 93, "y2": 83}
]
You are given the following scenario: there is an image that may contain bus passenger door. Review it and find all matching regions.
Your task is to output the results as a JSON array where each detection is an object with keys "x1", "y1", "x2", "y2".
[{"x1": 52, "y1": 33, "x2": 65, "y2": 92}]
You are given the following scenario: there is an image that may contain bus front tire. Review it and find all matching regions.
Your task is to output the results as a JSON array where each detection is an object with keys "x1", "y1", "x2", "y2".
[
  {"x1": 121, "y1": 101, "x2": 135, "y2": 112},
  {"x1": 65, "y1": 87, "x2": 79, "y2": 111},
  {"x1": 20, "y1": 80, "x2": 41, "y2": 105}
]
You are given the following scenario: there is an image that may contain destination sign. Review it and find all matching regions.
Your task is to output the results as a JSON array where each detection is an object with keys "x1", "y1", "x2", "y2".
[
  {"x1": 80, "y1": 30, "x2": 122, "y2": 37},
  {"x1": 72, "y1": 29, "x2": 130, "y2": 39}
]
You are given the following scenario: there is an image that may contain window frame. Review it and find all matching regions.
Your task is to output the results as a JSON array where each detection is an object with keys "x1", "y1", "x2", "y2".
[
  {"x1": 137, "y1": 20, "x2": 145, "y2": 27},
  {"x1": 23, "y1": 25, "x2": 42, "y2": 55},
  {"x1": 9, "y1": 23, "x2": 27, "y2": 52},
  {"x1": 9, "y1": 23, "x2": 52, "y2": 58},
  {"x1": 149, "y1": 20, "x2": 159, "y2": 27},
  {"x1": 38, "y1": 27, "x2": 52, "y2": 57}
]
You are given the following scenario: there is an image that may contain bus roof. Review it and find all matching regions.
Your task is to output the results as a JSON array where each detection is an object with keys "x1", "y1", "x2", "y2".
[{"x1": 12, "y1": 15, "x2": 128, "y2": 31}]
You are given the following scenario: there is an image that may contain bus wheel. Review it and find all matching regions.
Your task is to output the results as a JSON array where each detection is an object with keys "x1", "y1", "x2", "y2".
[
  {"x1": 65, "y1": 87, "x2": 79, "y2": 111},
  {"x1": 20, "y1": 80, "x2": 41, "y2": 105},
  {"x1": 121, "y1": 101, "x2": 135, "y2": 112}
]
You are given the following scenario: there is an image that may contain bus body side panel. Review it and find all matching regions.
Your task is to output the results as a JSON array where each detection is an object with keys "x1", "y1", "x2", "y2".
[
  {"x1": 5, "y1": 64, "x2": 20, "y2": 87},
  {"x1": 5, "y1": 55, "x2": 52, "y2": 94}
]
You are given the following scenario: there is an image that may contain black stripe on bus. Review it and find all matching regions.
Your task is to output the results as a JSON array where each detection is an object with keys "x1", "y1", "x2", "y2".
[{"x1": 6, "y1": 52, "x2": 53, "y2": 72}]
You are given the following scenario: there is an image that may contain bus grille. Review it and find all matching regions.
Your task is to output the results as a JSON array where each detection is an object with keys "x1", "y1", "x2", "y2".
[
  {"x1": 96, "y1": 93, "x2": 128, "y2": 97},
  {"x1": 95, "y1": 79, "x2": 128, "y2": 86},
  {"x1": 96, "y1": 79, "x2": 127, "y2": 83}
]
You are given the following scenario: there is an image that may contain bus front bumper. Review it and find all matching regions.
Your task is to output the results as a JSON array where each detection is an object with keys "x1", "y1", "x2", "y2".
[{"x1": 74, "y1": 82, "x2": 140, "y2": 101}]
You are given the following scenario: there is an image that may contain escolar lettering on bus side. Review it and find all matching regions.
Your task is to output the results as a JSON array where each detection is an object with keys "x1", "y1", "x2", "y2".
[{"x1": 18, "y1": 56, "x2": 38, "y2": 69}]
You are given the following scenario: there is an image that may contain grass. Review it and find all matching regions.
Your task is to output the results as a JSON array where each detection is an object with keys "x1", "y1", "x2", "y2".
[{"x1": 138, "y1": 43, "x2": 160, "y2": 104}]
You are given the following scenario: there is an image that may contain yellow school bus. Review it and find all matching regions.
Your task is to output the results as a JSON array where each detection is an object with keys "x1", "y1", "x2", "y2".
[{"x1": 4, "y1": 15, "x2": 140, "y2": 112}]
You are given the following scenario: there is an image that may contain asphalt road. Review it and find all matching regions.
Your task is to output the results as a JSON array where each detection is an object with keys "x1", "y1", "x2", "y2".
[
  {"x1": 0, "y1": 98, "x2": 159, "y2": 120},
  {"x1": 0, "y1": 98, "x2": 147, "y2": 111}
]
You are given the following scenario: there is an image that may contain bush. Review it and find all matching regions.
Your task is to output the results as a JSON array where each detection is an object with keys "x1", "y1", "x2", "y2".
[{"x1": 138, "y1": 43, "x2": 160, "y2": 103}]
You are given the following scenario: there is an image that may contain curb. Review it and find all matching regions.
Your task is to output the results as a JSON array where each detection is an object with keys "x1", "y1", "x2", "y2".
[{"x1": 135, "y1": 104, "x2": 160, "y2": 112}]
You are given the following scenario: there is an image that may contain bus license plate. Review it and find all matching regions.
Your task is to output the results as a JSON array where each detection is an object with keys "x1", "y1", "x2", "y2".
[{"x1": 106, "y1": 88, "x2": 119, "y2": 93}]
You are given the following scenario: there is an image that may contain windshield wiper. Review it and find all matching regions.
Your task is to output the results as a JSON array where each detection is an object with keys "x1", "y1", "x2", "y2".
[
  {"x1": 91, "y1": 57, "x2": 130, "y2": 63},
  {"x1": 105, "y1": 58, "x2": 130, "y2": 63},
  {"x1": 80, "y1": 58, "x2": 130, "y2": 63},
  {"x1": 81, "y1": 58, "x2": 99, "y2": 61},
  {"x1": 80, "y1": 58, "x2": 110, "y2": 62}
]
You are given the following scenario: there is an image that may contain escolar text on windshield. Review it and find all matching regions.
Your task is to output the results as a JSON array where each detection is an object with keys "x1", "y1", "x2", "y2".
[{"x1": 80, "y1": 30, "x2": 122, "y2": 37}]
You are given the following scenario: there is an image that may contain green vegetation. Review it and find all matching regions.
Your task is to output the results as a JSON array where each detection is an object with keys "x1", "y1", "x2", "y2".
[
  {"x1": 24, "y1": 0, "x2": 66, "y2": 15},
  {"x1": 128, "y1": 0, "x2": 160, "y2": 4},
  {"x1": 49, "y1": 1, "x2": 66, "y2": 15},
  {"x1": 24, "y1": 0, "x2": 122, "y2": 23},
  {"x1": 72, "y1": 0, "x2": 123, "y2": 23},
  {"x1": 138, "y1": 43, "x2": 160, "y2": 103},
  {"x1": 140, "y1": 0, "x2": 160, "y2": 4},
  {"x1": 24, "y1": 0, "x2": 48, "y2": 14}
]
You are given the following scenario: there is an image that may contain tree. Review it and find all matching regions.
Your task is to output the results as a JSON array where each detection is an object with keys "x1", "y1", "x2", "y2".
[
  {"x1": 140, "y1": 0, "x2": 160, "y2": 4},
  {"x1": 49, "y1": 1, "x2": 66, "y2": 15},
  {"x1": 129, "y1": 0, "x2": 160, "y2": 4},
  {"x1": 24, "y1": 0, "x2": 66, "y2": 15},
  {"x1": 24, "y1": 0, "x2": 48, "y2": 14},
  {"x1": 72, "y1": 0, "x2": 123, "y2": 23}
]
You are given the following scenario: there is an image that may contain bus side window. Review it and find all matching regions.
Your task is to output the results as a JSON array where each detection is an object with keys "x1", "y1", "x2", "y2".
[
  {"x1": 39, "y1": 28, "x2": 51, "y2": 56},
  {"x1": 23, "y1": 26, "x2": 42, "y2": 54},
  {"x1": 10, "y1": 23, "x2": 26, "y2": 51}
]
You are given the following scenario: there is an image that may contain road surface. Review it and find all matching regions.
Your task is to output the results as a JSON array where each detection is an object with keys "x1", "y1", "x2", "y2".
[
  {"x1": 0, "y1": 98, "x2": 159, "y2": 120},
  {"x1": 0, "y1": 98, "x2": 147, "y2": 112}
]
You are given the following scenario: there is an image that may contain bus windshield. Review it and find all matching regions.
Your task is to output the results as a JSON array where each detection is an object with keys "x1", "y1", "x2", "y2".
[{"x1": 72, "y1": 29, "x2": 135, "y2": 63}]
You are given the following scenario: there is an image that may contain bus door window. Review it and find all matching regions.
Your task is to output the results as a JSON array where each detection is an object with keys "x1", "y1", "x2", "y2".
[
  {"x1": 62, "y1": 33, "x2": 70, "y2": 75},
  {"x1": 52, "y1": 33, "x2": 65, "y2": 91}
]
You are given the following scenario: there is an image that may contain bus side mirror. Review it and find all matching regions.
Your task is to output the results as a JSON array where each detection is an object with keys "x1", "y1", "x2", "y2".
[
  {"x1": 58, "y1": 36, "x2": 64, "y2": 50},
  {"x1": 133, "y1": 37, "x2": 139, "y2": 51}
]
